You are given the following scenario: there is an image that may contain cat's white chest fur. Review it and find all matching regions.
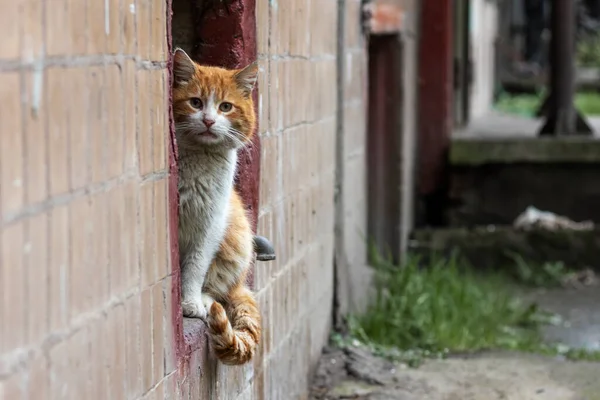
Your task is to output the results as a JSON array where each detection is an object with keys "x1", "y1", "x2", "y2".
[{"x1": 178, "y1": 148, "x2": 237, "y2": 316}]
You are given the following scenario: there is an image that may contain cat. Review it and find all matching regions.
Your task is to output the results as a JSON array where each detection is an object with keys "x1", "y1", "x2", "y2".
[{"x1": 172, "y1": 48, "x2": 261, "y2": 365}]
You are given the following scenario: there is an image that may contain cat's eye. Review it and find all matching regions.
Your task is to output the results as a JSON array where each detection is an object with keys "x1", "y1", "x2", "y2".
[
  {"x1": 219, "y1": 102, "x2": 233, "y2": 112},
  {"x1": 190, "y1": 98, "x2": 203, "y2": 109}
]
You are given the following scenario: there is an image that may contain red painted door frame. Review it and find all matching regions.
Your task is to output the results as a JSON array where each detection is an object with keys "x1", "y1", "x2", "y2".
[
  {"x1": 166, "y1": 0, "x2": 260, "y2": 360},
  {"x1": 193, "y1": 0, "x2": 260, "y2": 228},
  {"x1": 367, "y1": 34, "x2": 403, "y2": 262},
  {"x1": 417, "y1": 0, "x2": 453, "y2": 225}
]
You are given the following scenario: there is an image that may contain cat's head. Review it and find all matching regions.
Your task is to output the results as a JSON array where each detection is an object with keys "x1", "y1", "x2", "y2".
[{"x1": 172, "y1": 48, "x2": 258, "y2": 151}]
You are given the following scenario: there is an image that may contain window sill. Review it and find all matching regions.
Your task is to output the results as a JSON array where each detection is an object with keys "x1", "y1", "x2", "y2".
[{"x1": 182, "y1": 317, "x2": 209, "y2": 356}]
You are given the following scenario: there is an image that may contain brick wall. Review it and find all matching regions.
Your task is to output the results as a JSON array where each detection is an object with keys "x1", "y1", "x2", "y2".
[
  {"x1": 0, "y1": 0, "x2": 176, "y2": 399},
  {"x1": 0, "y1": 1, "x2": 372, "y2": 399},
  {"x1": 252, "y1": 0, "x2": 338, "y2": 397}
]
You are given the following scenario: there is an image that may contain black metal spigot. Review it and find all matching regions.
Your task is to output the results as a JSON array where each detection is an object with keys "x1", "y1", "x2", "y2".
[{"x1": 253, "y1": 235, "x2": 276, "y2": 262}]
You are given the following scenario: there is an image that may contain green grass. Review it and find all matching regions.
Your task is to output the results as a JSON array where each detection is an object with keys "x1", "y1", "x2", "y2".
[
  {"x1": 495, "y1": 91, "x2": 600, "y2": 117},
  {"x1": 504, "y1": 251, "x2": 571, "y2": 288},
  {"x1": 333, "y1": 251, "x2": 600, "y2": 367}
]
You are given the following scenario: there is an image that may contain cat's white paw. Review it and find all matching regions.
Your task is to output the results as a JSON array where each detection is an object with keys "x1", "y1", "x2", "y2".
[
  {"x1": 201, "y1": 293, "x2": 215, "y2": 313},
  {"x1": 182, "y1": 298, "x2": 208, "y2": 319},
  {"x1": 181, "y1": 294, "x2": 216, "y2": 319}
]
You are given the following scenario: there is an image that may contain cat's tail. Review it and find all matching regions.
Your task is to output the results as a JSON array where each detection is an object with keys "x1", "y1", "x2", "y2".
[{"x1": 207, "y1": 285, "x2": 261, "y2": 365}]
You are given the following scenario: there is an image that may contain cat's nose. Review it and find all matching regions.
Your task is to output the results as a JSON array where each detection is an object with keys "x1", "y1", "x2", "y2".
[{"x1": 203, "y1": 118, "x2": 215, "y2": 128}]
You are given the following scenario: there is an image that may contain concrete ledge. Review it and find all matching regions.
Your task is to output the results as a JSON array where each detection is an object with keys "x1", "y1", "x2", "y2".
[
  {"x1": 450, "y1": 137, "x2": 600, "y2": 166},
  {"x1": 410, "y1": 227, "x2": 600, "y2": 270}
]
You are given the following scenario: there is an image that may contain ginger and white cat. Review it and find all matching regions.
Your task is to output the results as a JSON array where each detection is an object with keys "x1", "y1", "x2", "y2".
[{"x1": 172, "y1": 48, "x2": 260, "y2": 365}]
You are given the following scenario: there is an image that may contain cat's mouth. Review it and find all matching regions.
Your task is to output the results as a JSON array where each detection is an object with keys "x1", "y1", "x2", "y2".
[{"x1": 198, "y1": 130, "x2": 218, "y2": 140}]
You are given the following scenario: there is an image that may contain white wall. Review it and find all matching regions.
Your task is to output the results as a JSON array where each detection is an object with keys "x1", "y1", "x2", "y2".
[{"x1": 469, "y1": 0, "x2": 499, "y2": 119}]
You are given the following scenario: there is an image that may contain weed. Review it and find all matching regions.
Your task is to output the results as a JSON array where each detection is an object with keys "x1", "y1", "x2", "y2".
[
  {"x1": 505, "y1": 251, "x2": 570, "y2": 288},
  {"x1": 494, "y1": 91, "x2": 600, "y2": 116},
  {"x1": 333, "y1": 251, "x2": 600, "y2": 366}
]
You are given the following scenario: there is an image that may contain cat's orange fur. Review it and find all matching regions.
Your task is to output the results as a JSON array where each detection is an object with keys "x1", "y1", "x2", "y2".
[{"x1": 172, "y1": 48, "x2": 261, "y2": 365}]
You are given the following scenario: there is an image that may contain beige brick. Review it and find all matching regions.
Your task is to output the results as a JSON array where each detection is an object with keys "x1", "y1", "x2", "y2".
[
  {"x1": 70, "y1": 327, "x2": 93, "y2": 399},
  {"x1": 162, "y1": 277, "x2": 177, "y2": 375},
  {"x1": 48, "y1": 334, "x2": 70, "y2": 398},
  {"x1": 152, "y1": 282, "x2": 165, "y2": 383},
  {"x1": 269, "y1": 0, "x2": 283, "y2": 55},
  {"x1": 140, "y1": 288, "x2": 153, "y2": 392},
  {"x1": 69, "y1": 197, "x2": 89, "y2": 319},
  {"x1": 154, "y1": 178, "x2": 168, "y2": 280},
  {"x1": 256, "y1": 0, "x2": 269, "y2": 56},
  {"x1": 21, "y1": 0, "x2": 45, "y2": 61},
  {"x1": 0, "y1": 221, "x2": 26, "y2": 353},
  {"x1": 259, "y1": 134, "x2": 278, "y2": 210},
  {"x1": 88, "y1": 67, "x2": 107, "y2": 183},
  {"x1": 107, "y1": 304, "x2": 127, "y2": 400},
  {"x1": 140, "y1": 182, "x2": 156, "y2": 287},
  {"x1": 108, "y1": 185, "x2": 126, "y2": 294},
  {"x1": 137, "y1": 70, "x2": 153, "y2": 175},
  {"x1": 107, "y1": 0, "x2": 122, "y2": 53},
  {"x1": 0, "y1": 1, "x2": 20, "y2": 59},
  {"x1": 345, "y1": 0, "x2": 364, "y2": 49},
  {"x1": 87, "y1": 0, "x2": 107, "y2": 54},
  {"x1": 22, "y1": 71, "x2": 48, "y2": 205},
  {"x1": 122, "y1": 0, "x2": 137, "y2": 55},
  {"x1": 257, "y1": 59, "x2": 269, "y2": 135},
  {"x1": 136, "y1": 0, "x2": 151, "y2": 60},
  {"x1": 125, "y1": 295, "x2": 142, "y2": 398},
  {"x1": 309, "y1": 0, "x2": 337, "y2": 56},
  {"x1": 163, "y1": 373, "x2": 178, "y2": 400},
  {"x1": 68, "y1": 68, "x2": 91, "y2": 190},
  {"x1": 124, "y1": 181, "x2": 140, "y2": 289},
  {"x1": 152, "y1": 70, "x2": 167, "y2": 172},
  {"x1": 289, "y1": 0, "x2": 310, "y2": 57},
  {"x1": 150, "y1": 0, "x2": 166, "y2": 61},
  {"x1": 123, "y1": 59, "x2": 138, "y2": 171},
  {"x1": 0, "y1": 372, "x2": 25, "y2": 400},
  {"x1": 254, "y1": 286, "x2": 272, "y2": 362},
  {"x1": 69, "y1": 0, "x2": 88, "y2": 54},
  {"x1": 46, "y1": 0, "x2": 72, "y2": 56},
  {"x1": 25, "y1": 212, "x2": 48, "y2": 345},
  {"x1": 278, "y1": 60, "x2": 290, "y2": 128},
  {"x1": 89, "y1": 320, "x2": 109, "y2": 400},
  {"x1": 106, "y1": 65, "x2": 125, "y2": 179},
  {"x1": 268, "y1": 61, "x2": 282, "y2": 132},
  {"x1": 213, "y1": 361, "x2": 254, "y2": 400},
  {"x1": 152, "y1": 378, "x2": 166, "y2": 400},
  {"x1": 49, "y1": 204, "x2": 69, "y2": 332},
  {"x1": 46, "y1": 68, "x2": 70, "y2": 197},
  {"x1": 90, "y1": 192, "x2": 110, "y2": 307},
  {"x1": 27, "y1": 355, "x2": 49, "y2": 400},
  {"x1": 0, "y1": 72, "x2": 24, "y2": 217}
]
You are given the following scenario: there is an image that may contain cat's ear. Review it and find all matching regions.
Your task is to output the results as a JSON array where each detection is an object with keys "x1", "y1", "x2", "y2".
[
  {"x1": 234, "y1": 62, "x2": 259, "y2": 96},
  {"x1": 173, "y1": 48, "x2": 195, "y2": 86}
]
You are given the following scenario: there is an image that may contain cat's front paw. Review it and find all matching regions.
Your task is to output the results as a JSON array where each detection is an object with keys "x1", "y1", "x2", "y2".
[
  {"x1": 182, "y1": 299, "x2": 208, "y2": 319},
  {"x1": 201, "y1": 293, "x2": 215, "y2": 313}
]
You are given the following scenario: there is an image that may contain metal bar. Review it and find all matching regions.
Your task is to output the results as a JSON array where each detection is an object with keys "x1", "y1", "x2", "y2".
[{"x1": 539, "y1": 0, "x2": 593, "y2": 135}]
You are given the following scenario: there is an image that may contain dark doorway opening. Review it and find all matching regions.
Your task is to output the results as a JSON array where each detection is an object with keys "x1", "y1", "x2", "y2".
[{"x1": 367, "y1": 35, "x2": 403, "y2": 263}]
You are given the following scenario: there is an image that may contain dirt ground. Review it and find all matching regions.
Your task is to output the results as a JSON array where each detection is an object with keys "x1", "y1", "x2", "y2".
[
  {"x1": 309, "y1": 347, "x2": 600, "y2": 400},
  {"x1": 309, "y1": 286, "x2": 600, "y2": 400}
]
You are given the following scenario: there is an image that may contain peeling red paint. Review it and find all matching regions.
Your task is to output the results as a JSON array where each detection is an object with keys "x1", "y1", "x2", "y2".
[
  {"x1": 165, "y1": 0, "x2": 185, "y2": 363},
  {"x1": 169, "y1": 0, "x2": 260, "y2": 365},
  {"x1": 364, "y1": 2, "x2": 404, "y2": 35},
  {"x1": 194, "y1": 0, "x2": 260, "y2": 287}
]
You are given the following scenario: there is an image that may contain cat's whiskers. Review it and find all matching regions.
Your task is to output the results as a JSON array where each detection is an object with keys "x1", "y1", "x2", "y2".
[{"x1": 222, "y1": 130, "x2": 245, "y2": 148}]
